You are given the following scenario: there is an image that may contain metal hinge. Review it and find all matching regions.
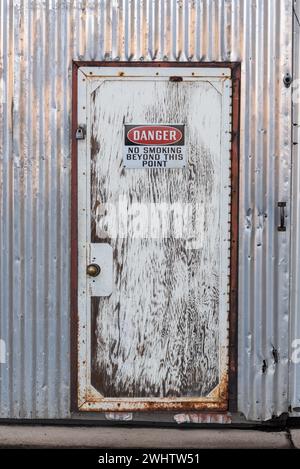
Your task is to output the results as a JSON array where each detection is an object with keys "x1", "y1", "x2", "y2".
[{"x1": 75, "y1": 125, "x2": 86, "y2": 140}]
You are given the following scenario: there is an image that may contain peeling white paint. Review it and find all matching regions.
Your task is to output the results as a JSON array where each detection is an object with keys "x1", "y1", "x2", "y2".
[
  {"x1": 105, "y1": 412, "x2": 133, "y2": 421},
  {"x1": 174, "y1": 412, "x2": 232, "y2": 424}
]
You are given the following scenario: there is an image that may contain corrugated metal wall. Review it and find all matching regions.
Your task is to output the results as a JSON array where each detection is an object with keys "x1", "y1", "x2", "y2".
[{"x1": 0, "y1": 0, "x2": 294, "y2": 420}]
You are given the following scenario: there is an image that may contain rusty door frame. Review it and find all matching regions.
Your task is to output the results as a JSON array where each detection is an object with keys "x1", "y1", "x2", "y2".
[{"x1": 71, "y1": 61, "x2": 240, "y2": 413}]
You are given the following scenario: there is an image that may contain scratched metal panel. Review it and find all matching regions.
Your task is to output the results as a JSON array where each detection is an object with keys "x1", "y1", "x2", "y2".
[{"x1": 0, "y1": 0, "x2": 293, "y2": 420}]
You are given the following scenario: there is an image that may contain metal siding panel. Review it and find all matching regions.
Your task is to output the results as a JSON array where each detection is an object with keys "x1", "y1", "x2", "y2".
[{"x1": 0, "y1": 0, "x2": 293, "y2": 420}]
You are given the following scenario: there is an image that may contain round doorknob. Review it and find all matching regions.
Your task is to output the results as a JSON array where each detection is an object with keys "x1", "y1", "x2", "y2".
[{"x1": 86, "y1": 263, "x2": 101, "y2": 277}]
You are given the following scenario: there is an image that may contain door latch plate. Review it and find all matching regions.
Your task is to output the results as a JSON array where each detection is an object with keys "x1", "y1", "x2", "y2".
[{"x1": 87, "y1": 243, "x2": 113, "y2": 296}]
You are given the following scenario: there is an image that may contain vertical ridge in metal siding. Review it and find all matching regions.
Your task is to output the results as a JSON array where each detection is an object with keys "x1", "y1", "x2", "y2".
[
  {"x1": 21, "y1": 0, "x2": 32, "y2": 416},
  {"x1": 254, "y1": 0, "x2": 265, "y2": 420},
  {"x1": 0, "y1": 0, "x2": 293, "y2": 420},
  {"x1": 238, "y1": 0, "x2": 252, "y2": 419},
  {"x1": 264, "y1": 0, "x2": 276, "y2": 419},
  {"x1": 35, "y1": 1, "x2": 47, "y2": 418}
]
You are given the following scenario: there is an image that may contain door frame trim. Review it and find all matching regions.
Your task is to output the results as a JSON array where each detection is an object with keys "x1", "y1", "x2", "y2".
[{"x1": 71, "y1": 61, "x2": 240, "y2": 413}]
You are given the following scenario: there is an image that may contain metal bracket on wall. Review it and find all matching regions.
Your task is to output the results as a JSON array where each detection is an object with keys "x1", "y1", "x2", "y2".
[{"x1": 283, "y1": 72, "x2": 292, "y2": 88}]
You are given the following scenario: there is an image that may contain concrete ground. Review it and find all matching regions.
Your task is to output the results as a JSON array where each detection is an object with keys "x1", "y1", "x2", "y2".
[{"x1": 0, "y1": 425, "x2": 299, "y2": 448}]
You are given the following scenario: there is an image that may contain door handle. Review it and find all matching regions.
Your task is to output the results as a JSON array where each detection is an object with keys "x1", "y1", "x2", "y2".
[{"x1": 86, "y1": 263, "x2": 101, "y2": 277}]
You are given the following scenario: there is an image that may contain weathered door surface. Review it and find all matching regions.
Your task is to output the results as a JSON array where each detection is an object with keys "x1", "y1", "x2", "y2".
[{"x1": 76, "y1": 66, "x2": 232, "y2": 411}]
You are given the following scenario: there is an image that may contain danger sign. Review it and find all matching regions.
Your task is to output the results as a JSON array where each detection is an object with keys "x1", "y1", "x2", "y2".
[{"x1": 123, "y1": 124, "x2": 186, "y2": 169}]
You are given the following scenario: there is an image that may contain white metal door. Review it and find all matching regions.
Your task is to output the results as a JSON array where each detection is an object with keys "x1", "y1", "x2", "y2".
[{"x1": 76, "y1": 66, "x2": 232, "y2": 411}]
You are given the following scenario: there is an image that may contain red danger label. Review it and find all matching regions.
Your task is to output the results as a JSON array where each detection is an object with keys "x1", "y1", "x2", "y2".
[
  {"x1": 123, "y1": 123, "x2": 186, "y2": 169},
  {"x1": 126, "y1": 125, "x2": 183, "y2": 146}
]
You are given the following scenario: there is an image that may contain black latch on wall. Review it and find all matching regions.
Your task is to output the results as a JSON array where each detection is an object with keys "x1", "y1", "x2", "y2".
[{"x1": 277, "y1": 202, "x2": 287, "y2": 232}]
